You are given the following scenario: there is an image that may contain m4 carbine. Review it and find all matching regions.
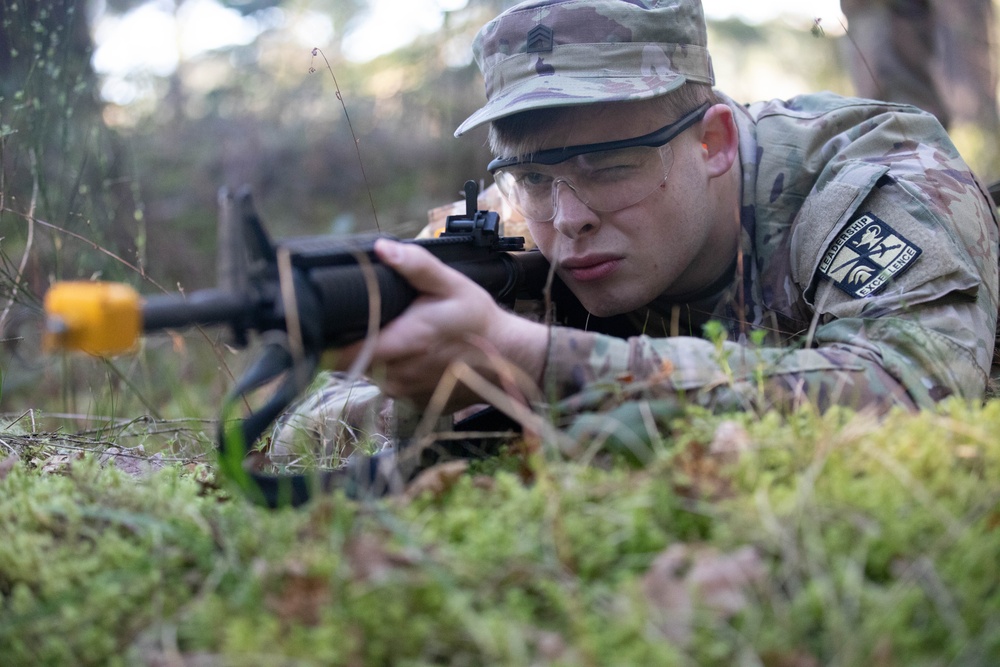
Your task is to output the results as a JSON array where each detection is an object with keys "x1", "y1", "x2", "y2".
[{"x1": 44, "y1": 181, "x2": 550, "y2": 507}]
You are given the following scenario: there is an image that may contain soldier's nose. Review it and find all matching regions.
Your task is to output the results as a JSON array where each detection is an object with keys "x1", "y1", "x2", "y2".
[{"x1": 551, "y1": 182, "x2": 600, "y2": 239}]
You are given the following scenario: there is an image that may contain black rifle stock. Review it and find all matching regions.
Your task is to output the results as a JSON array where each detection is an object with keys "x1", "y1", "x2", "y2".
[{"x1": 46, "y1": 181, "x2": 550, "y2": 507}]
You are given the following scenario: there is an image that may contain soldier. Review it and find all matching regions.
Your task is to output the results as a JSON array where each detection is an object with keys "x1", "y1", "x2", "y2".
[{"x1": 273, "y1": 0, "x2": 999, "y2": 458}]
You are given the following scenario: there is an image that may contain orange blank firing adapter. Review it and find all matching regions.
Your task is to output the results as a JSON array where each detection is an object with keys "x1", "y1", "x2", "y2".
[{"x1": 43, "y1": 281, "x2": 143, "y2": 356}]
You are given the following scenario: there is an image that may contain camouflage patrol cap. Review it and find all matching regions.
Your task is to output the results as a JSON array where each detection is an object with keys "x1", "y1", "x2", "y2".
[{"x1": 454, "y1": 0, "x2": 715, "y2": 137}]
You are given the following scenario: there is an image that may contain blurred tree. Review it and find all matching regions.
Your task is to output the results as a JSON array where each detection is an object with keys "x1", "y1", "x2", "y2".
[
  {"x1": 840, "y1": 0, "x2": 1000, "y2": 179},
  {"x1": 0, "y1": 0, "x2": 94, "y2": 100},
  {"x1": 0, "y1": 0, "x2": 139, "y2": 304}
]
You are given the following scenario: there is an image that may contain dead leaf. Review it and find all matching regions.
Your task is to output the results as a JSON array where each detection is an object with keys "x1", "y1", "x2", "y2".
[
  {"x1": 99, "y1": 446, "x2": 166, "y2": 477},
  {"x1": 689, "y1": 545, "x2": 765, "y2": 616},
  {"x1": 402, "y1": 460, "x2": 469, "y2": 502},
  {"x1": 869, "y1": 637, "x2": 898, "y2": 667},
  {"x1": 534, "y1": 630, "x2": 569, "y2": 661},
  {"x1": 38, "y1": 451, "x2": 85, "y2": 475},
  {"x1": 263, "y1": 559, "x2": 332, "y2": 626},
  {"x1": 344, "y1": 532, "x2": 416, "y2": 584},
  {"x1": 643, "y1": 544, "x2": 766, "y2": 647},
  {"x1": 642, "y1": 545, "x2": 695, "y2": 645},
  {"x1": 761, "y1": 651, "x2": 821, "y2": 667},
  {"x1": 709, "y1": 420, "x2": 752, "y2": 459},
  {"x1": 672, "y1": 443, "x2": 729, "y2": 500},
  {"x1": 169, "y1": 330, "x2": 186, "y2": 354},
  {"x1": 0, "y1": 454, "x2": 18, "y2": 481},
  {"x1": 471, "y1": 475, "x2": 496, "y2": 491},
  {"x1": 672, "y1": 421, "x2": 751, "y2": 500}
]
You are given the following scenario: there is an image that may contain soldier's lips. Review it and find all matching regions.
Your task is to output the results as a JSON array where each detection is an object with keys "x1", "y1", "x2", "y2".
[{"x1": 561, "y1": 256, "x2": 623, "y2": 283}]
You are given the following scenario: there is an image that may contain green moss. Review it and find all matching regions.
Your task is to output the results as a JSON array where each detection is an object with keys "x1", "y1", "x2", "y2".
[{"x1": 3, "y1": 400, "x2": 1000, "y2": 664}]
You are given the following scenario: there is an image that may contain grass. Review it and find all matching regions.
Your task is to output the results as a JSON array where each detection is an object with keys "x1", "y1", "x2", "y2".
[{"x1": 2, "y1": 393, "x2": 1000, "y2": 666}]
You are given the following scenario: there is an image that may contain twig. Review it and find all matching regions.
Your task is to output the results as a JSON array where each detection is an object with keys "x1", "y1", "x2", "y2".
[
  {"x1": 838, "y1": 18, "x2": 885, "y2": 103},
  {"x1": 310, "y1": 47, "x2": 380, "y2": 231},
  {"x1": 0, "y1": 148, "x2": 39, "y2": 332},
  {"x1": 0, "y1": 206, "x2": 170, "y2": 294}
]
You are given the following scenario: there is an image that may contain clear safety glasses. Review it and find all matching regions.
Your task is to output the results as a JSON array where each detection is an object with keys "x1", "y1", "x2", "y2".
[{"x1": 489, "y1": 102, "x2": 710, "y2": 222}]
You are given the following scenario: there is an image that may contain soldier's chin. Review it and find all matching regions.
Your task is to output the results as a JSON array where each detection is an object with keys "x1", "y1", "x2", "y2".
[{"x1": 575, "y1": 295, "x2": 638, "y2": 319}]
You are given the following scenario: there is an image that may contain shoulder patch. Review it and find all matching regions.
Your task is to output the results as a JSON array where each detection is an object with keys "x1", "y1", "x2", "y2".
[{"x1": 818, "y1": 212, "x2": 922, "y2": 298}]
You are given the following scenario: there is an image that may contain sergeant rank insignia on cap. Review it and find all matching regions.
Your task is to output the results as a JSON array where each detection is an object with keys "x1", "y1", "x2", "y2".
[
  {"x1": 818, "y1": 212, "x2": 922, "y2": 298},
  {"x1": 526, "y1": 25, "x2": 554, "y2": 53}
]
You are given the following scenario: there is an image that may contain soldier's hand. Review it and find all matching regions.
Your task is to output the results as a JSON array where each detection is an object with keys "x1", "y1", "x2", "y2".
[{"x1": 336, "y1": 239, "x2": 548, "y2": 410}]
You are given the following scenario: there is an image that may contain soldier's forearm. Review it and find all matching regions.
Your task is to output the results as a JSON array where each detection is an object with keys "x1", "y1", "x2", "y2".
[{"x1": 540, "y1": 326, "x2": 926, "y2": 415}]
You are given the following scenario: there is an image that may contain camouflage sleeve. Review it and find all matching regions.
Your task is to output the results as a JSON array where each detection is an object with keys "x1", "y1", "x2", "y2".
[{"x1": 542, "y1": 328, "x2": 918, "y2": 416}]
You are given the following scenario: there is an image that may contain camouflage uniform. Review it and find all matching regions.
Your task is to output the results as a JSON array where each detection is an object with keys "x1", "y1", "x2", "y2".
[
  {"x1": 275, "y1": 0, "x2": 1000, "y2": 451},
  {"x1": 542, "y1": 92, "x2": 1000, "y2": 419}
]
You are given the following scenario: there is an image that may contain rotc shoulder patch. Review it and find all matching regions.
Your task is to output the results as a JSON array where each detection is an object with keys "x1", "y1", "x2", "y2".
[{"x1": 818, "y1": 212, "x2": 922, "y2": 298}]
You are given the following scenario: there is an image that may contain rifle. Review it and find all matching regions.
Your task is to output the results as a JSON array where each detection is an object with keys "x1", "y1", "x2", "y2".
[{"x1": 44, "y1": 181, "x2": 550, "y2": 507}]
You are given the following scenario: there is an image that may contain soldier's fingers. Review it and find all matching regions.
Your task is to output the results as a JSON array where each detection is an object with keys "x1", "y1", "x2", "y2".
[{"x1": 374, "y1": 238, "x2": 468, "y2": 297}]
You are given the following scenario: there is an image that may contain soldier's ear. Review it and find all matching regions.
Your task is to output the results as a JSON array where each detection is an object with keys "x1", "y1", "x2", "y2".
[{"x1": 698, "y1": 104, "x2": 738, "y2": 178}]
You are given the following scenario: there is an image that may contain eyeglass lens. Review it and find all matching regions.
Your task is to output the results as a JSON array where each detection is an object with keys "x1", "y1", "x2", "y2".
[{"x1": 495, "y1": 143, "x2": 674, "y2": 221}]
